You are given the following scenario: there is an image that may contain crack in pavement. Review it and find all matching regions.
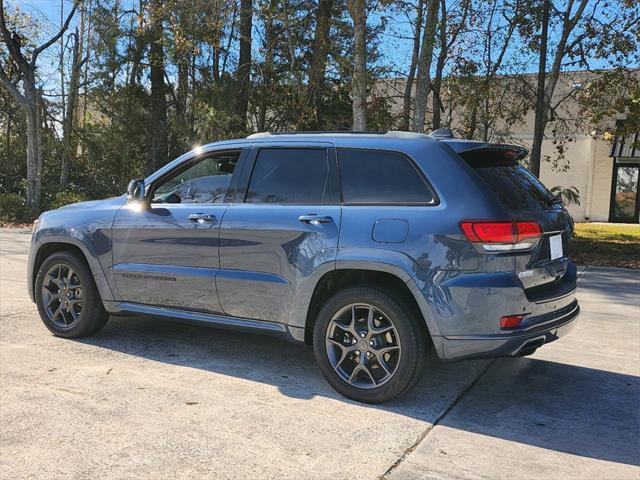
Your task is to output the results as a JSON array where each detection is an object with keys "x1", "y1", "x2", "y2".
[{"x1": 379, "y1": 359, "x2": 497, "y2": 480}]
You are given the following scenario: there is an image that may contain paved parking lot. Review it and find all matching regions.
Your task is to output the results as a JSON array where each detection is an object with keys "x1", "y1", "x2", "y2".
[{"x1": 1, "y1": 229, "x2": 638, "y2": 479}]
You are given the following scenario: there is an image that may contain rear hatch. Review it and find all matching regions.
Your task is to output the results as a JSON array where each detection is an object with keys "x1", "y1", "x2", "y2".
[{"x1": 458, "y1": 145, "x2": 575, "y2": 297}]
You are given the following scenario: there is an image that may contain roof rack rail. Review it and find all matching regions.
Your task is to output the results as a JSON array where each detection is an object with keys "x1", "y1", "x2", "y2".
[
  {"x1": 428, "y1": 128, "x2": 454, "y2": 138},
  {"x1": 247, "y1": 130, "x2": 388, "y2": 138}
]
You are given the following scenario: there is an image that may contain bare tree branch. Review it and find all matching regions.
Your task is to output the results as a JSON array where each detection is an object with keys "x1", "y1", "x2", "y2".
[
  {"x1": 31, "y1": 2, "x2": 79, "y2": 64},
  {"x1": 0, "y1": 64, "x2": 28, "y2": 106}
]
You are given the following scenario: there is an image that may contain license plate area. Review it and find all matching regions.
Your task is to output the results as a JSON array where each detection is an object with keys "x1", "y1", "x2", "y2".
[{"x1": 549, "y1": 234, "x2": 563, "y2": 260}]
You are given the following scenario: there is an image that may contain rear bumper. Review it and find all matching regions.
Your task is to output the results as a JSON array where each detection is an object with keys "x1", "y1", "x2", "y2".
[
  {"x1": 410, "y1": 259, "x2": 580, "y2": 361},
  {"x1": 431, "y1": 300, "x2": 579, "y2": 360}
]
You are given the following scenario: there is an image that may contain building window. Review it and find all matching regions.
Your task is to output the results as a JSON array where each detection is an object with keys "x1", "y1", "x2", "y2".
[{"x1": 609, "y1": 130, "x2": 640, "y2": 223}]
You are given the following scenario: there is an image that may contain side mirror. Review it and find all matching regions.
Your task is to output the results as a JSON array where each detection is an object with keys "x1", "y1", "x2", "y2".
[{"x1": 127, "y1": 179, "x2": 146, "y2": 202}]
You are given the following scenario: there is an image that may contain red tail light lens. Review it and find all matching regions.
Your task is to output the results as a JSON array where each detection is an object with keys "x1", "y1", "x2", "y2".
[
  {"x1": 515, "y1": 221, "x2": 542, "y2": 241},
  {"x1": 460, "y1": 221, "x2": 516, "y2": 243},
  {"x1": 500, "y1": 314, "x2": 525, "y2": 329},
  {"x1": 460, "y1": 220, "x2": 542, "y2": 252}
]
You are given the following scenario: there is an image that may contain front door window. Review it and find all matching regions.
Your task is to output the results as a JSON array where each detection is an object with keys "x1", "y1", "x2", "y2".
[{"x1": 152, "y1": 152, "x2": 239, "y2": 204}]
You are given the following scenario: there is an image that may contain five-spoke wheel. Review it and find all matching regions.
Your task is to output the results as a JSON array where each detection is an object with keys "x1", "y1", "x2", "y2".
[
  {"x1": 35, "y1": 251, "x2": 108, "y2": 338},
  {"x1": 325, "y1": 304, "x2": 401, "y2": 388},
  {"x1": 41, "y1": 263, "x2": 84, "y2": 328},
  {"x1": 314, "y1": 286, "x2": 427, "y2": 404}
]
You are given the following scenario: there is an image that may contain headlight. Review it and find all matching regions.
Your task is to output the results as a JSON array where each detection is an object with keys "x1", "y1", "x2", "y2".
[{"x1": 32, "y1": 219, "x2": 39, "y2": 233}]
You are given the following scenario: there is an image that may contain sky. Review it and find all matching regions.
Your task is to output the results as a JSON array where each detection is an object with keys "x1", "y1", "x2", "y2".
[{"x1": 8, "y1": 0, "x2": 635, "y2": 93}]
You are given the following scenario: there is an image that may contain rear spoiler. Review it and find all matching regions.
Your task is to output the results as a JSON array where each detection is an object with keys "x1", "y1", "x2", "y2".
[{"x1": 440, "y1": 140, "x2": 528, "y2": 162}]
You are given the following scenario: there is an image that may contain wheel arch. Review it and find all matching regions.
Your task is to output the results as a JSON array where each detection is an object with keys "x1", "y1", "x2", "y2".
[
  {"x1": 300, "y1": 263, "x2": 438, "y2": 345},
  {"x1": 29, "y1": 236, "x2": 115, "y2": 305}
]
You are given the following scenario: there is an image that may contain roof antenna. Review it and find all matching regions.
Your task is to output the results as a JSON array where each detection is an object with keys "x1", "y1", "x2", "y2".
[{"x1": 429, "y1": 128, "x2": 454, "y2": 138}]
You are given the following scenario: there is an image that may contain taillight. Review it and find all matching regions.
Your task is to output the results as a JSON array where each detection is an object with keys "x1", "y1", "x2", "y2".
[{"x1": 460, "y1": 220, "x2": 542, "y2": 252}]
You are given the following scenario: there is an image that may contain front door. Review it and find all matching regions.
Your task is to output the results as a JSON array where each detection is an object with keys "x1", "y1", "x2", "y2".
[
  {"x1": 111, "y1": 148, "x2": 246, "y2": 312},
  {"x1": 217, "y1": 145, "x2": 340, "y2": 324},
  {"x1": 609, "y1": 162, "x2": 640, "y2": 223}
]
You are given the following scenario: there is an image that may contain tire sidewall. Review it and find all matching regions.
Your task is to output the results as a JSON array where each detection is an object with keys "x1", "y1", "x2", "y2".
[
  {"x1": 35, "y1": 251, "x2": 102, "y2": 338},
  {"x1": 313, "y1": 286, "x2": 425, "y2": 403}
]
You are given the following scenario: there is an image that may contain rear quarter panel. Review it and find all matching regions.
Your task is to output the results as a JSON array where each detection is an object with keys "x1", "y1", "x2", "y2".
[{"x1": 331, "y1": 140, "x2": 518, "y2": 340}]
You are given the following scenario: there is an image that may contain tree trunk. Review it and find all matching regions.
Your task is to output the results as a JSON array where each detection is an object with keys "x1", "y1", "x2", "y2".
[
  {"x1": 530, "y1": 0, "x2": 589, "y2": 177},
  {"x1": 60, "y1": 28, "x2": 84, "y2": 189},
  {"x1": 348, "y1": 0, "x2": 367, "y2": 131},
  {"x1": 530, "y1": 0, "x2": 550, "y2": 178},
  {"x1": 400, "y1": 0, "x2": 424, "y2": 131},
  {"x1": 149, "y1": 0, "x2": 167, "y2": 173},
  {"x1": 467, "y1": 103, "x2": 478, "y2": 139},
  {"x1": 234, "y1": 0, "x2": 253, "y2": 131},
  {"x1": 24, "y1": 99, "x2": 41, "y2": 211},
  {"x1": 6, "y1": 109, "x2": 11, "y2": 155},
  {"x1": 177, "y1": 54, "x2": 190, "y2": 133},
  {"x1": 412, "y1": 0, "x2": 439, "y2": 133},
  {"x1": 307, "y1": 0, "x2": 335, "y2": 129},
  {"x1": 257, "y1": 0, "x2": 278, "y2": 132},
  {"x1": 431, "y1": 0, "x2": 446, "y2": 131},
  {"x1": 0, "y1": 1, "x2": 77, "y2": 213},
  {"x1": 221, "y1": 2, "x2": 238, "y2": 82},
  {"x1": 432, "y1": 0, "x2": 468, "y2": 130}
]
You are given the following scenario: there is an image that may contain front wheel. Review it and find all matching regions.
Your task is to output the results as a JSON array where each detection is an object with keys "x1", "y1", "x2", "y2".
[
  {"x1": 35, "y1": 251, "x2": 108, "y2": 338},
  {"x1": 313, "y1": 286, "x2": 427, "y2": 403}
]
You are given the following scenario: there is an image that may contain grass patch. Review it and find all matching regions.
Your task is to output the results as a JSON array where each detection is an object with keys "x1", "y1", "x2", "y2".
[{"x1": 571, "y1": 223, "x2": 640, "y2": 269}]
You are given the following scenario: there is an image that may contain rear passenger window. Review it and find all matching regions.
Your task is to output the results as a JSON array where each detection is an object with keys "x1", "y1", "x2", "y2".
[
  {"x1": 246, "y1": 148, "x2": 330, "y2": 204},
  {"x1": 461, "y1": 149, "x2": 557, "y2": 211},
  {"x1": 338, "y1": 149, "x2": 436, "y2": 204}
]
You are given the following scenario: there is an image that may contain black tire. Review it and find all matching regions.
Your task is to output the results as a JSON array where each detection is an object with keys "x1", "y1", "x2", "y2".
[
  {"x1": 35, "y1": 251, "x2": 108, "y2": 338},
  {"x1": 313, "y1": 286, "x2": 427, "y2": 403}
]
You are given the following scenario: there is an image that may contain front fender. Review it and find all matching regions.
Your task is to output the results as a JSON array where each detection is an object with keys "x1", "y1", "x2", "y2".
[{"x1": 28, "y1": 226, "x2": 117, "y2": 305}]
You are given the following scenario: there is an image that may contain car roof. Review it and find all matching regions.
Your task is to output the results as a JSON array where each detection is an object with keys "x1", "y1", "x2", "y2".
[
  {"x1": 200, "y1": 131, "x2": 522, "y2": 154},
  {"x1": 205, "y1": 131, "x2": 432, "y2": 148}
]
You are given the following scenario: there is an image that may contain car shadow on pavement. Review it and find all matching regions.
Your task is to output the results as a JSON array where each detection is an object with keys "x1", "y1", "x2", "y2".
[
  {"x1": 577, "y1": 267, "x2": 639, "y2": 305},
  {"x1": 76, "y1": 314, "x2": 639, "y2": 468},
  {"x1": 439, "y1": 356, "x2": 640, "y2": 467}
]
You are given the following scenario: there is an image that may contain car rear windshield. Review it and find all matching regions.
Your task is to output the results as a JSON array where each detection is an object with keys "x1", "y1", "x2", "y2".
[{"x1": 462, "y1": 149, "x2": 557, "y2": 211}]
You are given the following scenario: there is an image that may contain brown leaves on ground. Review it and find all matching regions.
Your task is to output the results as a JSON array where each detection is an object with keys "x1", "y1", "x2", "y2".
[{"x1": 571, "y1": 223, "x2": 640, "y2": 269}]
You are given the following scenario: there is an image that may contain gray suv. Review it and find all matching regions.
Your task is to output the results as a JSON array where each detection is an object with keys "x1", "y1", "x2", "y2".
[{"x1": 28, "y1": 131, "x2": 579, "y2": 403}]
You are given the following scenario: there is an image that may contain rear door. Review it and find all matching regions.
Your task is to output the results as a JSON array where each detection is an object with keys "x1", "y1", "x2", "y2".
[
  {"x1": 460, "y1": 147, "x2": 574, "y2": 291},
  {"x1": 217, "y1": 144, "x2": 340, "y2": 324}
]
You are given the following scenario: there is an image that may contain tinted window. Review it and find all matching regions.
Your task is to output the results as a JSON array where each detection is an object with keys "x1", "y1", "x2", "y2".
[
  {"x1": 152, "y1": 152, "x2": 238, "y2": 204},
  {"x1": 338, "y1": 149, "x2": 435, "y2": 204},
  {"x1": 463, "y1": 151, "x2": 557, "y2": 211},
  {"x1": 246, "y1": 149, "x2": 329, "y2": 204}
]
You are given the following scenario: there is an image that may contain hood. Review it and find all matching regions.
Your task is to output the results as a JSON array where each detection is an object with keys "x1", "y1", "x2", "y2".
[{"x1": 56, "y1": 194, "x2": 128, "y2": 211}]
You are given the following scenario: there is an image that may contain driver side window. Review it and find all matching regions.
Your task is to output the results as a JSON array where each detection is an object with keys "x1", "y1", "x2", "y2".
[{"x1": 152, "y1": 151, "x2": 240, "y2": 204}]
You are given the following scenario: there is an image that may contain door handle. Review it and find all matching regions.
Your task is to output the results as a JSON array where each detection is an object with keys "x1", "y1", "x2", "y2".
[
  {"x1": 298, "y1": 214, "x2": 333, "y2": 225},
  {"x1": 188, "y1": 213, "x2": 217, "y2": 224}
]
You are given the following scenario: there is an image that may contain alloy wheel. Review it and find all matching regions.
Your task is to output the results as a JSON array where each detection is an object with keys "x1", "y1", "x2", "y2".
[
  {"x1": 41, "y1": 263, "x2": 84, "y2": 328},
  {"x1": 325, "y1": 303, "x2": 401, "y2": 389}
]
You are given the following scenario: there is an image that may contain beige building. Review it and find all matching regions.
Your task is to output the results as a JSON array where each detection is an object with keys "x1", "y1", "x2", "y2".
[
  {"x1": 379, "y1": 71, "x2": 639, "y2": 224},
  {"x1": 519, "y1": 130, "x2": 638, "y2": 224}
]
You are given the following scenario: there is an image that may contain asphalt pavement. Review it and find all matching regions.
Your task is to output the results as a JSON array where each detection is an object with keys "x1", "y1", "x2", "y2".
[{"x1": 1, "y1": 228, "x2": 638, "y2": 479}]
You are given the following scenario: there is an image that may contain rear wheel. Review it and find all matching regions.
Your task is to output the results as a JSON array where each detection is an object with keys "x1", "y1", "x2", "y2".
[
  {"x1": 35, "y1": 251, "x2": 108, "y2": 338},
  {"x1": 313, "y1": 286, "x2": 427, "y2": 403}
]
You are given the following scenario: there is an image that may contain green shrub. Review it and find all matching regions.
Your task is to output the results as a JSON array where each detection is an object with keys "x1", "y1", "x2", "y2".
[
  {"x1": 50, "y1": 191, "x2": 89, "y2": 210},
  {"x1": 0, "y1": 193, "x2": 27, "y2": 221}
]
